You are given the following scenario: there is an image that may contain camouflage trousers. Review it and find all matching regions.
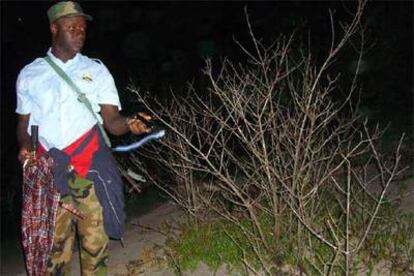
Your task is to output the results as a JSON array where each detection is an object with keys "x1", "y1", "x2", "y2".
[{"x1": 46, "y1": 173, "x2": 109, "y2": 275}]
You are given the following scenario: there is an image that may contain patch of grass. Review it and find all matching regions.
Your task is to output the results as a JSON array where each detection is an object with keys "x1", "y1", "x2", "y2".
[
  {"x1": 165, "y1": 214, "x2": 280, "y2": 274},
  {"x1": 164, "y1": 201, "x2": 414, "y2": 275},
  {"x1": 166, "y1": 222, "x2": 244, "y2": 273},
  {"x1": 360, "y1": 203, "x2": 414, "y2": 275}
]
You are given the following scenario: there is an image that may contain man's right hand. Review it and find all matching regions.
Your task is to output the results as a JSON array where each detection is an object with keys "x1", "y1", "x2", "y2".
[{"x1": 18, "y1": 147, "x2": 31, "y2": 164}]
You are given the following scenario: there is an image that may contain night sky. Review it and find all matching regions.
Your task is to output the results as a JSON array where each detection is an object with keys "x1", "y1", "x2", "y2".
[{"x1": 1, "y1": 1, "x2": 413, "y2": 222}]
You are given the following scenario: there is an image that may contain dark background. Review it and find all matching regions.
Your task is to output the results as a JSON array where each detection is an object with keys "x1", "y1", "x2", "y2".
[{"x1": 1, "y1": 0, "x2": 413, "y2": 249}]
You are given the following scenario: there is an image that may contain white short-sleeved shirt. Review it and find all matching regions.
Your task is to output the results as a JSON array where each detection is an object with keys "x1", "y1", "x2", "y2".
[{"x1": 16, "y1": 49, "x2": 121, "y2": 150}]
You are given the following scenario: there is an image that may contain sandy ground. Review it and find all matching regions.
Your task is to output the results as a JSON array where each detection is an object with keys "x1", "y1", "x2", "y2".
[
  {"x1": 2, "y1": 177, "x2": 413, "y2": 275},
  {"x1": 106, "y1": 201, "x2": 184, "y2": 276}
]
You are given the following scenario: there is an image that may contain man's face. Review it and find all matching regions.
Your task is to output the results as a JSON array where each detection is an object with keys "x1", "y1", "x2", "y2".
[{"x1": 51, "y1": 16, "x2": 87, "y2": 56}]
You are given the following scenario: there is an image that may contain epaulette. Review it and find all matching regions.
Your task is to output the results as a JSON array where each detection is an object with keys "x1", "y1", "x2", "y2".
[{"x1": 92, "y1": 58, "x2": 103, "y2": 65}]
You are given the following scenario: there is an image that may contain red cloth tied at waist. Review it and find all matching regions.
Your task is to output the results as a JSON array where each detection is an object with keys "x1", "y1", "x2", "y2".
[{"x1": 37, "y1": 127, "x2": 99, "y2": 177}]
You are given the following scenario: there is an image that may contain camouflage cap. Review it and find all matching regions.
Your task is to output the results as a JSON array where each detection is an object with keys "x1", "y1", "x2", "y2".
[{"x1": 47, "y1": 1, "x2": 92, "y2": 24}]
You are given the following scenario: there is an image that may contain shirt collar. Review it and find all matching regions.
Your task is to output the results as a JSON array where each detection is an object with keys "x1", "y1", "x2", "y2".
[{"x1": 47, "y1": 48, "x2": 81, "y2": 68}]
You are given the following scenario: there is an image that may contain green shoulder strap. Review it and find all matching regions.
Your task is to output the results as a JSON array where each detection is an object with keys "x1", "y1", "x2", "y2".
[{"x1": 44, "y1": 56, "x2": 112, "y2": 147}]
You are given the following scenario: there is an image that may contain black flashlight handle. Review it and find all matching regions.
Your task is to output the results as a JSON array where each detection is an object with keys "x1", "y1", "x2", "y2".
[{"x1": 31, "y1": 125, "x2": 39, "y2": 153}]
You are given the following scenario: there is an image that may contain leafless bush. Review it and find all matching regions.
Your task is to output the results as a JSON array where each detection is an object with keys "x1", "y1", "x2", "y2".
[{"x1": 127, "y1": 1, "x2": 408, "y2": 274}]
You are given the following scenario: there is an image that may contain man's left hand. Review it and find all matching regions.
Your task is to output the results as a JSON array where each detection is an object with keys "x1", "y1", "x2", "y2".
[{"x1": 127, "y1": 112, "x2": 152, "y2": 135}]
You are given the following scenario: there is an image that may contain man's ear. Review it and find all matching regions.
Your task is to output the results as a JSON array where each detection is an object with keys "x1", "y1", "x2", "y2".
[{"x1": 50, "y1": 23, "x2": 57, "y2": 35}]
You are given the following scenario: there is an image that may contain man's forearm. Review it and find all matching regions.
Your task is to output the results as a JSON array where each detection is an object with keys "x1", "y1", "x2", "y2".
[
  {"x1": 103, "y1": 113, "x2": 129, "y2": 136},
  {"x1": 17, "y1": 114, "x2": 32, "y2": 163},
  {"x1": 17, "y1": 131, "x2": 31, "y2": 150},
  {"x1": 100, "y1": 104, "x2": 131, "y2": 135},
  {"x1": 17, "y1": 114, "x2": 31, "y2": 150},
  {"x1": 100, "y1": 104, "x2": 151, "y2": 136}
]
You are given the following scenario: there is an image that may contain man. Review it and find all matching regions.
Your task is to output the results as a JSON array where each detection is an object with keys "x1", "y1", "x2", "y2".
[{"x1": 16, "y1": 1, "x2": 150, "y2": 274}]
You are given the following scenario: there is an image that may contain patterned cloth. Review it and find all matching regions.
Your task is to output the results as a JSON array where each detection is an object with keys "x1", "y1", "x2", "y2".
[{"x1": 21, "y1": 154, "x2": 60, "y2": 276}]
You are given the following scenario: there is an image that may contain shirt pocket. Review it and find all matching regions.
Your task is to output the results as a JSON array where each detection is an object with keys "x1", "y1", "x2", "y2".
[{"x1": 29, "y1": 86, "x2": 59, "y2": 115}]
